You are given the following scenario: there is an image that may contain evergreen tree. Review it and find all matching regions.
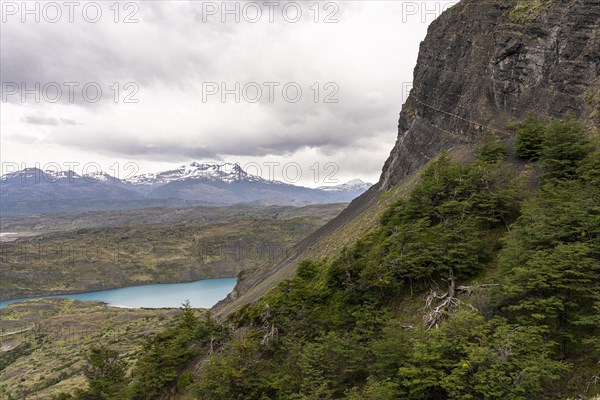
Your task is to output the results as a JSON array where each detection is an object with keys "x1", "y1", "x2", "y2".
[
  {"x1": 540, "y1": 119, "x2": 590, "y2": 181},
  {"x1": 514, "y1": 113, "x2": 546, "y2": 160},
  {"x1": 79, "y1": 345, "x2": 127, "y2": 400}
]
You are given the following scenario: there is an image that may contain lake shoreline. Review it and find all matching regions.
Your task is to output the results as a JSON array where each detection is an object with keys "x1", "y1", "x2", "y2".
[
  {"x1": 0, "y1": 275, "x2": 238, "y2": 303},
  {"x1": 0, "y1": 277, "x2": 237, "y2": 309}
]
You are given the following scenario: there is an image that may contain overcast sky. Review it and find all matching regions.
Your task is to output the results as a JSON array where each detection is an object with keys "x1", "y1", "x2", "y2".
[{"x1": 1, "y1": 0, "x2": 456, "y2": 187}]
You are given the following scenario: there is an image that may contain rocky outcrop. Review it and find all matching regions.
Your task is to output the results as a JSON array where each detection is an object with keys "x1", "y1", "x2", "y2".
[
  {"x1": 380, "y1": 0, "x2": 599, "y2": 190},
  {"x1": 214, "y1": 0, "x2": 600, "y2": 315}
]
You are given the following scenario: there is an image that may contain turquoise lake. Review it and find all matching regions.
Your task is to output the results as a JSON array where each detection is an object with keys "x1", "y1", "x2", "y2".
[{"x1": 0, "y1": 278, "x2": 237, "y2": 309}]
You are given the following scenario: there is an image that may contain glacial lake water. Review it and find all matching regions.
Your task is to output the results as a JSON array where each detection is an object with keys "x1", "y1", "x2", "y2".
[{"x1": 0, "y1": 278, "x2": 237, "y2": 309}]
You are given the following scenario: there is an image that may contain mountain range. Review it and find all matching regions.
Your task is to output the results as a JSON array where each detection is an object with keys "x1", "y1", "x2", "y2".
[{"x1": 0, "y1": 162, "x2": 372, "y2": 216}]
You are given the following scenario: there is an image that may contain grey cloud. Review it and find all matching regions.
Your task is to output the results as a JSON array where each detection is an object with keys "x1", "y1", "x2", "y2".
[
  {"x1": 2, "y1": 0, "x2": 432, "y2": 175},
  {"x1": 51, "y1": 119, "x2": 394, "y2": 162},
  {"x1": 22, "y1": 114, "x2": 60, "y2": 126},
  {"x1": 21, "y1": 114, "x2": 79, "y2": 126}
]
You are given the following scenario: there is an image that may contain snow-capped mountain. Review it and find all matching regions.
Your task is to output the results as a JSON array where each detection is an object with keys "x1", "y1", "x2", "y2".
[
  {"x1": 1, "y1": 163, "x2": 373, "y2": 215},
  {"x1": 84, "y1": 171, "x2": 125, "y2": 184},
  {"x1": 2, "y1": 168, "x2": 125, "y2": 185},
  {"x1": 2, "y1": 167, "x2": 82, "y2": 183},
  {"x1": 318, "y1": 179, "x2": 372, "y2": 192},
  {"x1": 125, "y1": 162, "x2": 263, "y2": 186},
  {"x1": 0, "y1": 167, "x2": 146, "y2": 215}
]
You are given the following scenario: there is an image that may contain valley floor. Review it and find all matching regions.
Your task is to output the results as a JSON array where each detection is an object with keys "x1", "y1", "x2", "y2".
[{"x1": 0, "y1": 299, "x2": 181, "y2": 399}]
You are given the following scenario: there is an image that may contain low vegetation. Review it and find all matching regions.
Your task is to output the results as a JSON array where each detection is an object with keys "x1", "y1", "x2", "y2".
[
  {"x1": 508, "y1": 0, "x2": 544, "y2": 23},
  {"x1": 0, "y1": 299, "x2": 179, "y2": 399}
]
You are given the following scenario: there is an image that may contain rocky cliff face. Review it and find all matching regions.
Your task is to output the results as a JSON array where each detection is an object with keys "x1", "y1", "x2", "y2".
[
  {"x1": 215, "y1": 0, "x2": 600, "y2": 315},
  {"x1": 379, "y1": 0, "x2": 599, "y2": 190}
]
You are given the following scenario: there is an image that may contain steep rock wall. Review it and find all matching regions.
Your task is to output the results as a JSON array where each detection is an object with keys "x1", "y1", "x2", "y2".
[{"x1": 215, "y1": 0, "x2": 600, "y2": 315}]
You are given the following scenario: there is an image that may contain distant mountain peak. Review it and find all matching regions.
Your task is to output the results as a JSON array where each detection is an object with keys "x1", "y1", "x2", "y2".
[
  {"x1": 1, "y1": 167, "x2": 84, "y2": 183},
  {"x1": 83, "y1": 171, "x2": 124, "y2": 184},
  {"x1": 318, "y1": 179, "x2": 373, "y2": 192},
  {"x1": 345, "y1": 178, "x2": 366, "y2": 185},
  {"x1": 182, "y1": 161, "x2": 240, "y2": 171},
  {"x1": 125, "y1": 161, "x2": 258, "y2": 186}
]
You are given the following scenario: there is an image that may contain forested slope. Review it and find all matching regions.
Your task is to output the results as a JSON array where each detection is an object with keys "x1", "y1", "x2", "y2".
[{"x1": 55, "y1": 116, "x2": 600, "y2": 400}]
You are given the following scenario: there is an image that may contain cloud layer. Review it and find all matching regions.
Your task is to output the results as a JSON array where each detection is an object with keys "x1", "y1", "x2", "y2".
[{"x1": 1, "y1": 1, "x2": 451, "y2": 185}]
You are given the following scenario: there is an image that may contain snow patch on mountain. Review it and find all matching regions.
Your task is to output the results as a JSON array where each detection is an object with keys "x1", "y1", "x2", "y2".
[
  {"x1": 125, "y1": 162, "x2": 265, "y2": 186},
  {"x1": 1, "y1": 168, "x2": 84, "y2": 183},
  {"x1": 318, "y1": 179, "x2": 372, "y2": 192}
]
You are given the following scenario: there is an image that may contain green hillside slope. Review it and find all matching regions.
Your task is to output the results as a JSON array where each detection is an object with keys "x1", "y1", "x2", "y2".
[{"x1": 51, "y1": 117, "x2": 600, "y2": 400}]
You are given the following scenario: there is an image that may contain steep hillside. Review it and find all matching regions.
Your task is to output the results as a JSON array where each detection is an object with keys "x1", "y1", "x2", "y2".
[{"x1": 215, "y1": 0, "x2": 600, "y2": 316}]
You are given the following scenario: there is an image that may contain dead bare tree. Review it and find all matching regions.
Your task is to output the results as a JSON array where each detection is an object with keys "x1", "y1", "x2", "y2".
[
  {"x1": 423, "y1": 270, "x2": 460, "y2": 330},
  {"x1": 260, "y1": 304, "x2": 279, "y2": 345},
  {"x1": 422, "y1": 270, "x2": 495, "y2": 330}
]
